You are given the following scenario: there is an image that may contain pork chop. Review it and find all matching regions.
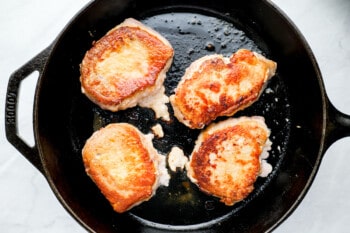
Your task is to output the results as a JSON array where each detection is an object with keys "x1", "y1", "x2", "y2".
[
  {"x1": 80, "y1": 18, "x2": 174, "y2": 120},
  {"x1": 82, "y1": 123, "x2": 169, "y2": 213},
  {"x1": 186, "y1": 116, "x2": 271, "y2": 206},
  {"x1": 170, "y1": 49, "x2": 277, "y2": 129}
]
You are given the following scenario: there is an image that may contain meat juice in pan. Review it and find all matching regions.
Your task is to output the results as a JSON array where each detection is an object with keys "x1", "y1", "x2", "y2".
[{"x1": 90, "y1": 12, "x2": 291, "y2": 225}]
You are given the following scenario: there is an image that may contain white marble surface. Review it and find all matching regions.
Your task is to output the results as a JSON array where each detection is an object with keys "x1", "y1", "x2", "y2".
[{"x1": 1, "y1": 0, "x2": 350, "y2": 232}]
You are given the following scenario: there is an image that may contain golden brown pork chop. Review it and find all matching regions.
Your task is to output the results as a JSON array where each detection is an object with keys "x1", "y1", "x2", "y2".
[
  {"x1": 80, "y1": 18, "x2": 174, "y2": 120},
  {"x1": 170, "y1": 49, "x2": 277, "y2": 129},
  {"x1": 82, "y1": 123, "x2": 169, "y2": 213},
  {"x1": 187, "y1": 116, "x2": 271, "y2": 206}
]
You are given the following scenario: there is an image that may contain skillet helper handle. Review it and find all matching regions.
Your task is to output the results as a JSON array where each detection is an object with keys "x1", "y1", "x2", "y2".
[
  {"x1": 324, "y1": 99, "x2": 350, "y2": 151},
  {"x1": 5, "y1": 47, "x2": 51, "y2": 174}
]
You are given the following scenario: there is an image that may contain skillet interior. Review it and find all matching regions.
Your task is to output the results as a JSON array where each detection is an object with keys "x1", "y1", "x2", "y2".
[{"x1": 35, "y1": 0, "x2": 325, "y2": 232}]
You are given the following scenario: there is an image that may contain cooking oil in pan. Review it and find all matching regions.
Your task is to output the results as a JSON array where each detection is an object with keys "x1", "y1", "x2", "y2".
[{"x1": 85, "y1": 11, "x2": 290, "y2": 227}]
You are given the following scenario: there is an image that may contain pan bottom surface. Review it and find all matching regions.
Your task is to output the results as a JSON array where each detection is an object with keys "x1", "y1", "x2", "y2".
[{"x1": 71, "y1": 9, "x2": 291, "y2": 228}]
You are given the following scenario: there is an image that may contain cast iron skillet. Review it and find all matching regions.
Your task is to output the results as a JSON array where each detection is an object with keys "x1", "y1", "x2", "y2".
[{"x1": 5, "y1": 0, "x2": 350, "y2": 232}]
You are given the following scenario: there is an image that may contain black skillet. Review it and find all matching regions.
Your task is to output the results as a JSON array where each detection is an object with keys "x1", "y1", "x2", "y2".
[{"x1": 5, "y1": 0, "x2": 350, "y2": 232}]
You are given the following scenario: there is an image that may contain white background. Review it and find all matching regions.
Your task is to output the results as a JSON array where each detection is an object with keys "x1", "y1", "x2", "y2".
[{"x1": 1, "y1": 0, "x2": 349, "y2": 232}]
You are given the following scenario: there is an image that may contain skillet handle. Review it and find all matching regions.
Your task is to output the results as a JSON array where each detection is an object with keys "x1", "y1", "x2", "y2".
[
  {"x1": 5, "y1": 47, "x2": 51, "y2": 174},
  {"x1": 324, "y1": 99, "x2": 350, "y2": 151}
]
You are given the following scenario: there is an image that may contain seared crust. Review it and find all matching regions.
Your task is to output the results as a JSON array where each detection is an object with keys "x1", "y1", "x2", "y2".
[
  {"x1": 187, "y1": 116, "x2": 270, "y2": 206},
  {"x1": 80, "y1": 18, "x2": 174, "y2": 112},
  {"x1": 170, "y1": 49, "x2": 277, "y2": 129},
  {"x1": 82, "y1": 123, "x2": 161, "y2": 213}
]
